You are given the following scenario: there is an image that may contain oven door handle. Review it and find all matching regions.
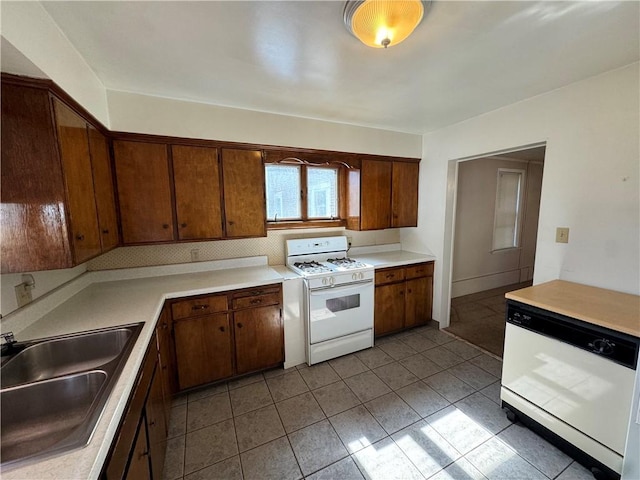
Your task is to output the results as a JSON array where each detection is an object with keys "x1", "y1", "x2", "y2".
[{"x1": 309, "y1": 279, "x2": 373, "y2": 293}]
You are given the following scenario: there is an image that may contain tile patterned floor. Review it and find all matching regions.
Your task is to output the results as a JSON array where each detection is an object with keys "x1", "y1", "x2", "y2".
[
  {"x1": 447, "y1": 282, "x2": 532, "y2": 357},
  {"x1": 163, "y1": 324, "x2": 594, "y2": 480}
]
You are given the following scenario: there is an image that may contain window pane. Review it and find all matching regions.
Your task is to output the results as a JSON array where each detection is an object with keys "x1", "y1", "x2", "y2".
[
  {"x1": 265, "y1": 165, "x2": 301, "y2": 220},
  {"x1": 307, "y1": 167, "x2": 338, "y2": 218},
  {"x1": 493, "y1": 170, "x2": 524, "y2": 250}
]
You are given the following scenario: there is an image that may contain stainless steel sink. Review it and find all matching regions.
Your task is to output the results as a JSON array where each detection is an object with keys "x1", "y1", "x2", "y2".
[
  {"x1": 0, "y1": 323, "x2": 143, "y2": 469},
  {"x1": 1, "y1": 328, "x2": 134, "y2": 388}
]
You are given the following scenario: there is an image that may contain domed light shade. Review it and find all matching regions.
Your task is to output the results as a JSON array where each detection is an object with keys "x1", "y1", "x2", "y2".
[{"x1": 344, "y1": 0, "x2": 427, "y2": 49}]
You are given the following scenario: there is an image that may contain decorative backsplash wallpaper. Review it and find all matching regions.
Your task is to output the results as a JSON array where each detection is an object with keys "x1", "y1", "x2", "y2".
[{"x1": 86, "y1": 228, "x2": 401, "y2": 271}]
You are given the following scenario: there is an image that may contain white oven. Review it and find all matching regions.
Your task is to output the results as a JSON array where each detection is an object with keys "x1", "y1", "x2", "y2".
[{"x1": 286, "y1": 237, "x2": 375, "y2": 365}]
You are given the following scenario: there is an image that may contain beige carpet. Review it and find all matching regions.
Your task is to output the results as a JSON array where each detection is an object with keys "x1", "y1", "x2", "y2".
[{"x1": 445, "y1": 282, "x2": 532, "y2": 358}]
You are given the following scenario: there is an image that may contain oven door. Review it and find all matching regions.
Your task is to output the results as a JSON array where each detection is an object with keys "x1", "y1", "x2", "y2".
[{"x1": 308, "y1": 280, "x2": 374, "y2": 344}]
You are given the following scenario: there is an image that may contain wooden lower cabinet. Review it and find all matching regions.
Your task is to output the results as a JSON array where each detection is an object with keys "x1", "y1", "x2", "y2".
[
  {"x1": 174, "y1": 313, "x2": 233, "y2": 390},
  {"x1": 374, "y1": 262, "x2": 434, "y2": 337},
  {"x1": 234, "y1": 304, "x2": 283, "y2": 375},
  {"x1": 170, "y1": 284, "x2": 284, "y2": 391},
  {"x1": 103, "y1": 333, "x2": 167, "y2": 480}
]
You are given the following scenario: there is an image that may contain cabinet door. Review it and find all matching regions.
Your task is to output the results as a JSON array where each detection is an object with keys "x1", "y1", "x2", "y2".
[
  {"x1": 53, "y1": 99, "x2": 101, "y2": 263},
  {"x1": 374, "y1": 283, "x2": 405, "y2": 336},
  {"x1": 234, "y1": 305, "x2": 283, "y2": 375},
  {"x1": 146, "y1": 366, "x2": 167, "y2": 480},
  {"x1": 405, "y1": 277, "x2": 432, "y2": 328},
  {"x1": 360, "y1": 159, "x2": 392, "y2": 230},
  {"x1": 88, "y1": 126, "x2": 119, "y2": 251},
  {"x1": 173, "y1": 313, "x2": 233, "y2": 390},
  {"x1": 124, "y1": 419, "x2": 150, "y2": 480},
  {"x1": 221, "y1": 149, "x2": 266, "y2": 238},
  {"x1": 172, "y1": 145, "x2": 223, "y2": 240},
  {"x1": 1, "y1": 83, "x2": 71, "y2": 273},
  {"x1": 391, "y1": 162, "x2": 419, "y2": 228},
  {"x1": 156, "y1": 307, "x2": 176, "y2": 419},
  {"x1": 114, "y1": 140, "x2": 175, "y2": 244}
]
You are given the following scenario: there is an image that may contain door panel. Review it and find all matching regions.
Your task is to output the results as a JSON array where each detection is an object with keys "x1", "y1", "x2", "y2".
[
  {"x1": 405, "y1": 277, "x2": 430, "y2": 328},
  {"x1": 392, "y1": 162, "x2": 419, "y2": 227},
  {"x1": 172, "y1": 145, "x2": 223, "y2": 240},
  {"x1": 234, "y1": 305, "x2": 283, "y2": 375},
  {"x1": 221, "y1": 149, "x2": 266, "y2": 237},
  {"x1": 374, "y1": 283, "x2": 405, "y2": 336},
  {"x1": 113, "y1": 140, "x2": 174, "y2": 243},
  {"x1": 53, "y1": 99, "x2": 101, "y2": 263},
  {"x1": 360, "y1": 159, "x2": 392, "y2": 230}
]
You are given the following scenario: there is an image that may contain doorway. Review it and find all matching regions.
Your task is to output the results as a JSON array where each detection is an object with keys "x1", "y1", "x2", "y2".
[{"x1": 445, "y1": 146, "x2": 545, "y2": 357}]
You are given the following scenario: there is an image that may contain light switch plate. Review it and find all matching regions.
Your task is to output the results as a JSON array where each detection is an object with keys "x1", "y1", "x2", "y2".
[
  {"x1": 15, "y1": 283, "x2": 32, "y2": 308},
  {"x1": 556, "y1": 227, "x2": 570, "y2": 243}
]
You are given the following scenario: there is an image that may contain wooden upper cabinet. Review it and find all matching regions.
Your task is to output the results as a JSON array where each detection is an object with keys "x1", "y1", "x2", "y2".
[
  {"x1": 172, "y1": 145, "x2": 223, "y2": 240},
  {"x1": 221, "y1": 149, "x2": 266, "y2": 238},
  {"x1": 1, "y1": 83, "x2": 72, "y2": 272},
  {"x1": 113, "y1": 140, "x2": 175, "y2": 244},
  {"x1": 391, "y1": 161, "x2": 419, "y2": 228},
  {"x1": 360, "y1": 159, "x2": 392, "y2": 230},
  {"x1": 87, "y1": 126, "x2": 119, "y2": 252}
]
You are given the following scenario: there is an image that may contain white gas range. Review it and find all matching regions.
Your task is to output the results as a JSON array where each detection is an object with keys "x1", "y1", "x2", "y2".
[{"x1": 286, "y1": 236, "x2": 374, "y2": 365}]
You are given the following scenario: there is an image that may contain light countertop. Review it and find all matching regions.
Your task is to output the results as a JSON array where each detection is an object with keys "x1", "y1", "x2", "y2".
[
  {"x1": 2, "y1": 264, "x2": 283, "y2": 480},
  {"x1": 351, "y1": 249, "x2": 436, "y2": 269},
  {"x1": 506, "y1": 280, "x2": 640, "y2": 338}
]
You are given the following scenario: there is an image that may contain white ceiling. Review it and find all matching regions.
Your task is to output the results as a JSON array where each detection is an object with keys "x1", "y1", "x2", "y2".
[{"x1": 35, "y1": 1, "x2": 640, "y2": 134}]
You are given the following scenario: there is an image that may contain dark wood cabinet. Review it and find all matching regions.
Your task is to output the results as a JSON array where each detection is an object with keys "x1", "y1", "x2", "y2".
[
  {"x1": 155, "y1": 307, "x2": 177, "y2": 418},
  {"x1": 221, "y1": 149, "x2": 267, "y2": 238},
  {"x1": 52, "y1": 98, "x2": 102, "y2": 264},
  {"x1": 347, "y1": 158, "x2": 419, "y2": 231},
  {"x1": 1, "y1": 80, "x2": 118, "y2": 273},
  {"x1": 174, "y1": 312, "x2": 233, "y2": 390},
  {"x1": 391, "y1": 161, "x2": 419, "y2": 228},
  {"x1": 374, "y1": 262, "x2": 434, "y2": 337},
  {"x1": 169, "y1": 284, "x2": 283, "y2": 391},
  {"x1": 113, "y1": 140, "x2": 175, "y2": 244},
  {"x1": 124, "y1": 420, "x2": 150, "y2": 480},
  {"x1": 146, "y1": 362, "x2": 167, "y2": 480},
  {"x1": 172, "y1": 145, "x2": 223, "y2": 240},
  {"x1": 88, "y1": 126, "x2": 119, "y2": 251}
]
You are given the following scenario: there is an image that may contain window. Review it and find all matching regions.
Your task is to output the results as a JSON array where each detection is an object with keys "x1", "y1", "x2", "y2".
[
  {"x1": 265, "y1": 164, "x2": 339, "y2": 223},
  {"x1": 492, "y1": 168, "x2": 525, "y2": 251}
]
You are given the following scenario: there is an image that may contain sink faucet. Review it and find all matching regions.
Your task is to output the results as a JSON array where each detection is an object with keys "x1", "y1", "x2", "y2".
[{"x1": 1, "y1": 332, "x2": 16, "y2": 345}]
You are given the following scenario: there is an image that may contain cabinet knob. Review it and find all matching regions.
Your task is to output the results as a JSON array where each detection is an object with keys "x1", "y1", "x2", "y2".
[
  {"x1": 162, "y1": 322, "x2": 168, "y2": 329},
  {"x1": 237, "y1": 322, "x2": 243, "y2": 328},
  {"x1": 139, "y1": 450, "x2": 149, "y2": 459},
  {"x1": 180, "y1": 223, "x2": 187, "y2": 228},
  {"x1": 386, "y1": 274, "x2": 394, "y2": 279},
  {"x1": 408, "y1": 289, "x2": 412, "y2": 293},
  {"x1": 76, "y1": 234, "x2": 85, "y2": 241},
  {"x1": 162, "y1": 224, "x2": 170, "y2": 229},
  {"x1": 148, "y1": 420, "x2": 156, "y2": 426},
  {"x1": 219, "y1": 326, "x2": 225, "y2": 332},
  {"x1": 102, "y1": 229, "x2": 109, "y2": 234},
  {"x1": 228, "y1": 220, "x2": 235, "y2": 226},
  {"x1": 192, "y1": 304, "x2": 209, "y2": 311}
]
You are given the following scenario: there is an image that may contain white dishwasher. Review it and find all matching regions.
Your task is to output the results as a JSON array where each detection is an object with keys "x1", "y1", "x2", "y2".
[{"x1": 501, "y1": 300, "x2": 640, "y2": 480}]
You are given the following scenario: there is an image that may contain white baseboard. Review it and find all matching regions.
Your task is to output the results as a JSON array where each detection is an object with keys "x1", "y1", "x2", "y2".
[{"x1": 452, "y1": 270, "x2": 522, "y2": 298}]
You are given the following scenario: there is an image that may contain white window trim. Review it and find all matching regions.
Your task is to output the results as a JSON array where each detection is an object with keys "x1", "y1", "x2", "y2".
[{"x1": 491, "y1": 168, "x2": 526, "y2": 253}]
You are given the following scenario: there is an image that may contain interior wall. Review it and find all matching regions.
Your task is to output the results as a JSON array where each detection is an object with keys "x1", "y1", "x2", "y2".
[
  {"x1": 0, "y1": 2, "x2": 110, "y2": 126},
  {"x1": 452, "y1": 158, "x2": 543, "y2": 297},
  {"x1": 402, "y1": 63, "x2": 640, "y2": 325},
  {"x1": 106, "y1": 90, "x2": 422, "y2": 158}
]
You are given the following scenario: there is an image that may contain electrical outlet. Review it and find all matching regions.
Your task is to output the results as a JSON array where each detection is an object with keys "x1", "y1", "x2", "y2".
[
  {"x1": 15, "y1": 283, "x2": 32, "y2": 308},
  {"x1": 190, "y1": 249, "x2": 200, "y2": 262},
  {"x1": 556, "y1": 227, "x2": 570, "y2": 244},
  {"x1": 347, "y1": 236, "x2": 353, "y2": 247}
]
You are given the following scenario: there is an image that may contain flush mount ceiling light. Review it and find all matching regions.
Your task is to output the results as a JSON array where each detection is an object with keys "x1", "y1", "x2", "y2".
[{"x1": 343, "y1": 0, "x2": 429, "y2": 49}]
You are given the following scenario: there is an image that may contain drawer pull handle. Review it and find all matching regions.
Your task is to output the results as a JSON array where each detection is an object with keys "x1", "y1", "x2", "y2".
[
  {"x1": 219, "y1": 326, "x2": 225, "y2": 332},
  {"x1": 386, "y1": 274, "x2": 394, "y2": 279},
  {"x1": 192, "y1": 304, "x2": 209, "y2": 311},
  {"x1": 76, "y1": 234, "x2": 85, "y2": 241},
  {"x1": 102, "y1": 229, "x2": 109, "y2": 234},
  {"x1": 251, "y1": 290, "x2": 264, "y2": 295},
  {"x1": 250, "y1": 299, "x2": 262, "y2": 305},
  {"x1": 237, "y1": 322, "x2": 243, "y2": 328},
  {"x1": 162, "y1": 224, "x2": 170, "y2": 229},
  {"x1": 180, "y1": 223, "x2": 187, "y2": 228}
]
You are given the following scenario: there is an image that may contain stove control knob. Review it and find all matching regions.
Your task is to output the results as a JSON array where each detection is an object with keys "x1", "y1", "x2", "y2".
[
  {"x1": 322, "y1": 278, "x2": 328, "y2": 285},
  {"x1": 329, "y1": 276, "x2": 335, "y2": 285},
  {"x1": 358, "y1": 272, "x2": 364, "y2": 280},
  {"x1": 352, "y1": 273, "x2": 358, "y2": 281}
]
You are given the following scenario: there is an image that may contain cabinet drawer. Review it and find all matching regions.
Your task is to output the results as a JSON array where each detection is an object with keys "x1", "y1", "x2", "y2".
[
  {"x1": 171, "y1": 294, "x2": 228, "y2": 320},
  {"x1": 232, "y1": 284, "x2": 281, "y2": 300},
  {"x1": 405, "y1": 262, "x2": 434, "y2": 279},
  {"x1": 375, "y1": 267, "x2": 405, "y2": 285},
  {"x1": 233, "y1": 292, "x2": 280, "y2": 310}
]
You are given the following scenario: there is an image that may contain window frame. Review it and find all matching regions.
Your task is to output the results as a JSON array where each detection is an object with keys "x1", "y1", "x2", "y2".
[
  {"x1": 491, "y1": 168, "x2": 526, "y2": 252},
  {"x1": 265, "y1": 159, "x2": 346, "y2": 229}
]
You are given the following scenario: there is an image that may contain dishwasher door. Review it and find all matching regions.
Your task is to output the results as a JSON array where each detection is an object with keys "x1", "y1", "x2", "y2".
[{"x1": 502, "y1": 322, "x2": 636, "y2": 455}]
